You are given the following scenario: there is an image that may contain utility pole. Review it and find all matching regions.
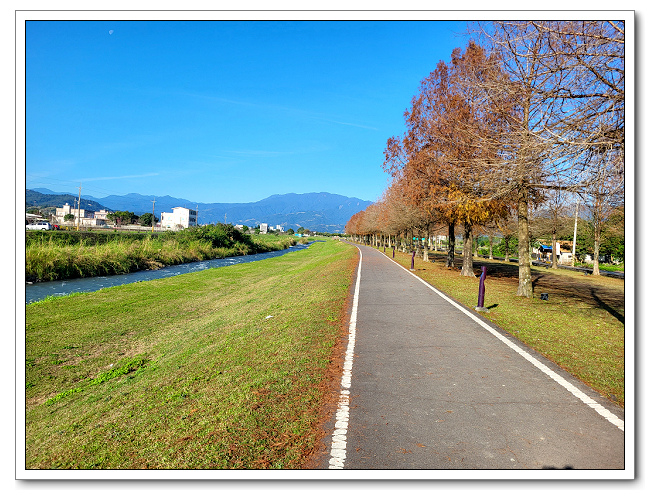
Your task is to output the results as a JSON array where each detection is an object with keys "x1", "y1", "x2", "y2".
[
  {"x1": 151, "y1": 198, "x2": 156, "y2": 233},
  {"x1": 224, "y1": 213, "x2": 227, "y2": 224},
  {"x1": 76, "y1": 184, "x2": 82, "y2": 231},
  {"x1": 196, "y1": 205, "x2": 199, "y2": 227},
  {"x1": 572, "y1": 199, "x2": 580, "y2": 267}
]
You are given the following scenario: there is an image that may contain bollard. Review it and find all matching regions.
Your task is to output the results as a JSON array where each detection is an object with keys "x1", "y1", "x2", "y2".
[
  {"x1": 411, "y1": 250, "x2": 415, "y2": 270},
  {"x1": 475, "y1": 266, "x2": 489, "y2": 312}
]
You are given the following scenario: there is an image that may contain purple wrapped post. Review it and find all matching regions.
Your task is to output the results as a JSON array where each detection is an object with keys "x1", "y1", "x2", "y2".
[{"x1": 475, "y1": 266, "x2": 489, "y2": 312}]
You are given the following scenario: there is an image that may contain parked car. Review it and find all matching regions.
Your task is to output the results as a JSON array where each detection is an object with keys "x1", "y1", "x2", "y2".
[{"x1": 26, "y1": 221, "x2": 52, "y2": 230}]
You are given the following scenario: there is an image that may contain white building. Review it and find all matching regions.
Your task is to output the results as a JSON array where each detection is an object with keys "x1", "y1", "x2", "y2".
[
  {"x1": 94, "y1": 209, "x2": 111, "y2": 221},
  {"x1": 54, "y1": 203, "x2": 108, "y2": 227},
  {"x1": 160, "y1": 207, "x2": 197, "y2": 229},
  {"x1": 259, "y1": 223, "x2": 268, "y2": 234}
]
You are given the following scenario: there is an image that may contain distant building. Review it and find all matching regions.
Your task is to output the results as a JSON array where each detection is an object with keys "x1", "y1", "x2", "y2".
[
  {"x1": 25, "y1": 213, "x2": 41, "y2": 224},
  {"x1": 94, "y1": 209, "x2": 111, "y2": 221},
  {"x1": 160, "y1": 207, "x2": 197, "y2": 229},
  {"x1": 537, "y1": 244, "x2": 554, "y2": 261},
  {"x1": 55, "y1": 203, "x2": 92, "y2": 221},
  {"x1": 260, "y1": 223, "x2": 268, "y2": 234},
  {"x1": 54, "y1": 203, "x2": 107, "y2": 227},
  {"x1": 275, "y1": 224, "x2": 284, "y2": 232},
  {"x1": 533, "y1": 240, "x2": 575, "y2": 265}
]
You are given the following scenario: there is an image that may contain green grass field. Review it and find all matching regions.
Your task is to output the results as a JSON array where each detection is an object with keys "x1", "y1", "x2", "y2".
[{"x1": 25, "y1": 239, "x2": 357, "y2": 469}]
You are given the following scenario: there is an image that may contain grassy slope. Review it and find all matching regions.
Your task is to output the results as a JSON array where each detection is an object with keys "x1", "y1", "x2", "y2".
[
  {"x1": 25, "y1": 239, "x2": 357, "y2": 469},
  {"x1": 387, "y1": 248, "x2": 625, "y2": 407}
]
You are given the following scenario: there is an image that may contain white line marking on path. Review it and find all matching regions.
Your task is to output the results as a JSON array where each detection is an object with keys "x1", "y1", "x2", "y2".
[
  {"x1": 378, "y1": 248, "x2": 624, "y2": 432},
  {"x1": 328, "y1": 247, "x2": 362, "y2": 469}
]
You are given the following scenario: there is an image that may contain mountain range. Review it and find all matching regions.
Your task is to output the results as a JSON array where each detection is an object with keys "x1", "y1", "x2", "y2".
[{"x1": 26, "y1": 189, "x2": 373, "y2": 233}]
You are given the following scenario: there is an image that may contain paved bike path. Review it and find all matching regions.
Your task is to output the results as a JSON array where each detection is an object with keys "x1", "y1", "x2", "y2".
[{"x1": 332, "y1": 244, "x2": 625, "y2": 470}]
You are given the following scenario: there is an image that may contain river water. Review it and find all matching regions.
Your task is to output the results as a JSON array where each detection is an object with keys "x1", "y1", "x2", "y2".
[{"x1": 25, "y1": 243, "x2": 313, "y2": 304}]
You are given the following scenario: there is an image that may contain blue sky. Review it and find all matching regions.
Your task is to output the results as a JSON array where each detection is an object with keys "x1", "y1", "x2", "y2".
[{"x1": 25, "y1": 19, "x2": 471, "y2": 204}]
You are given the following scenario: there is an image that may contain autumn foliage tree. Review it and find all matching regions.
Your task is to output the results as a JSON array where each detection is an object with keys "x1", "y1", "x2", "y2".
[
  {"x1": 346, "y1": 21, "x2": 624, "y2": 297},
  {"x1": 383, "y1": 42, "x2": 512, "y2": 275}
]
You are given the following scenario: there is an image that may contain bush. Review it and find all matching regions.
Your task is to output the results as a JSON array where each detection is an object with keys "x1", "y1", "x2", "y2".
[{"x1": 173, "y1": 224, "x2": 254, "y2": 249}]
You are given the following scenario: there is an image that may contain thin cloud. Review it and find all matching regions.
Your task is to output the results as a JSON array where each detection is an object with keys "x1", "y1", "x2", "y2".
[
  {"x1": 326, "y1": 119, "x2": 379, "y2": 131},
  {"x1": 182, "y1": 91, "x2": 379, "y2": 130},
  {"x1": 223, "y1": 150, "x2": 293, "y2": 157},
  {"x1": 180, "y1": 91, "x2": 256, "y2": 108},
  {"x1": 78, "y1": 173, "x2": 160, "y2": 182}
]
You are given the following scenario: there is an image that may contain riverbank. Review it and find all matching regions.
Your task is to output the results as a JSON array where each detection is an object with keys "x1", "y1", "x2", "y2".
[
  {"x1": 25, "y1": 238, "x2": 358, "y2": 469},
  {"x1": 25, "y1": 225, "x2": 305, "y2": 282},
  {"x1": 25, "y1": 242, "x2": 315, "y2": 304}
]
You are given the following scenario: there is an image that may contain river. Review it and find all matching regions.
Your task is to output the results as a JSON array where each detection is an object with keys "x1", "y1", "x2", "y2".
[{"x1": 25, "y1": 242, "x2": 314, "y2": 304}]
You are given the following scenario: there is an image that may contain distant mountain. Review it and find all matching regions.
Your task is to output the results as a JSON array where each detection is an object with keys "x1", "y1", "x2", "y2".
[
  {"x1": 26, "y1": 189, "x2": 112, "y2": 213},
  {"x1": 191, "y1": 192, "x2": 370, "y2": 232},
  {"x1": 26, "y1": 189, "x2": 372, "y2": 232}
]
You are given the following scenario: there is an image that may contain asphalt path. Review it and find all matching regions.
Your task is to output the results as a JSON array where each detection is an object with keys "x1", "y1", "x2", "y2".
[{"x1": 327, "y1": 243, "x2": 625, "y2": 471}]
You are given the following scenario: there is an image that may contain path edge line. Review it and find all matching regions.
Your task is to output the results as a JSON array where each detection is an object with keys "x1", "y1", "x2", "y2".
[
  {"x1": 377, "y1": 247, "x2": 624, "y2": 432},
  {"x1": 328, "y1": 246, "x2": 362, "y2": 469}
]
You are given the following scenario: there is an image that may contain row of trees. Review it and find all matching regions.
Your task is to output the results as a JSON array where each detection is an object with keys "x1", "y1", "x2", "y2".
[
  {"x1": 346, "y1": 21, "x2": 625, "y2": 295},
  {"x1": 104, "y1": 211, "x2": 159, "y2": 226},
  {"x1": 63, "y1": 211, "x2": 159, "y2": 227}
]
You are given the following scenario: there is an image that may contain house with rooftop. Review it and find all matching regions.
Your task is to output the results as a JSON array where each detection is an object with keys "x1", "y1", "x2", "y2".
[
  {"x1": 54, "y1": 203, "x2": 108, "y2": 227},
  {"x1": 160, "y1": 207, "x2": 197, "y2": 229}
]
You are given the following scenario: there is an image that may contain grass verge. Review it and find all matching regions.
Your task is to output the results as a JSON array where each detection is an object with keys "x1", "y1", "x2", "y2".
[
  {"x1": 383, "y1": 246, "x2": 625, "y2": 407},
  {"x1": 25, "y1": 239, "x2": 358, "y2": 469}
]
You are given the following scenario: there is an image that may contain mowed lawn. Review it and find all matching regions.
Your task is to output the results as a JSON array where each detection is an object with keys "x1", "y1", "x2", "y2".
[{"x1": 25, "y1": 239, "x2": 358, "y2": 469}]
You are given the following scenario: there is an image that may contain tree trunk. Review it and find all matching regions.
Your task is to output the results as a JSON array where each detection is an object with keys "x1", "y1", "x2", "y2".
[
  {"x1": 488, "y1": 234, "x2": 493, "y2": 259},
  {"x1": 504, "y1": 236, "x2": 510, "y2": 263},
  {"x1": 446, "y1": 223, "x2": 455, "y2": 268},
  {"x1": 461, "y1": 224, "x2": 475, "y2": 277},
  {"x1": 593, "y1": 219, "x2": 601, "y2": 276},
  {"x1": 516, "y1": 192, "x2": 533, "y2": 298}
]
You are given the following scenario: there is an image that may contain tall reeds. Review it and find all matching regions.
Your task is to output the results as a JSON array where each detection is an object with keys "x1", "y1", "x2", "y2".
[{"x1": 25, "y1": 230, "x2": 297, "y2": 282}]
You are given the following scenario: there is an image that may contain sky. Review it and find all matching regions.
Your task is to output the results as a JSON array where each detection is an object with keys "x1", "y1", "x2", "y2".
[{"x1": 24, "y1": 17, "x2": 472, "y2": 204}]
